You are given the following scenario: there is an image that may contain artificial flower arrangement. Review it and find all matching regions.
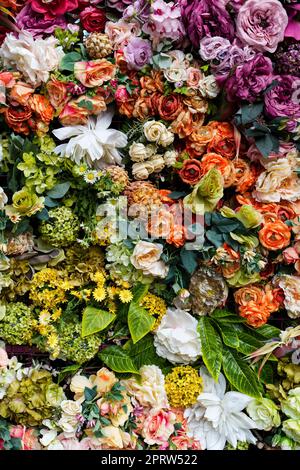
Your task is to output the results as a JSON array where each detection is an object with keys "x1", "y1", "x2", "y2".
[{"x1": 0, "y1": 0, "x2": 300, "y2": 451}]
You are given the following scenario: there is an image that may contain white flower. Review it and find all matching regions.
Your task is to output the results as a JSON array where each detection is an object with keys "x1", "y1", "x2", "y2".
[
  {"x1": 199, "y1": 75, "x2": 220, "y2": 98},
  {"x1": 164, "y1": 67, "x2": 187, "y2": 83},
  {"x1": 158, "y1": 129, "x2": 174, "y2": 147},
  {"x1": 0, "y1": 187, "x2": 8, "y2": 210},
  {"x1": 277, "y1": 275, "x2": 300, "y2": 319},
  {"x1": 40, "y1": 429, "x2": 60, "y2": 448},
  {"x1": 61, "y1": 400, "x2": 82, "y2": 417},
  {"x1": 164, "y1": 150, "x2": 178, "y2": 167},
  {"x1": 151, "y1": 156, "x2": 165, "y2": 173},
  {"x1": 143, "y1": 121, "x2": 166, "y2": 143},
  {"x1": 121, "y1": 365, "x2": 169, "y2": 408},
  {"x1": 58, "y1": 413, "x2": 78, "y2": 437},
  {"x1": 53, "y1": 109, "x2": 128, "y2": 169},
  {"x1": 130, "y1": 241, "x2": 168, "y2": 278},
  {"x1": 0, "y1": 32, "x2": 64, "y2": 87},
  {"x1": 132, "y1": 161, "x2": 154, "y2": 180},
  {"x1": 184, "y1": 367, "x2": 257, "y2": 450},
  {"x1": 154, "y1": 308, "x2": 201, "y2": 364},
  {"x1": 129, "y1": 143, "x2": 149, "y2": 162}
]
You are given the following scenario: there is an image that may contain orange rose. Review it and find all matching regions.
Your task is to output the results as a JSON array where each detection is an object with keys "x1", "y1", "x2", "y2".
[
  {"x1": 5, "y1": 105, "x2": 32, "y2": 135},
  {"x1": 166, "y1": 224, "x2": 187, "y2": 248},
  {"x1": 46, "y1": 78, "x2": 69, "y2": 112},
  {"x1": 259, "y1": 220, "x2": 291, "y2": 251},
  {"x1": 147, "y1": 208, "x2": 174, "y2": 239},
  {"x1": 59, "y1": 100, "x2": 89, "y2": 126},
  {"x1": 208, "y1": 122, "x2": 236, "y2": 159},
  {"x1": 183, "y1": 91, "x2": 208, "y2": 115},
  {"x1": 133, "y1": 95, "x2": 154, "y2": 120},
  {"x1": 179, "y1": 158, "x2": 203, "y2": 185},
  {"x1": 239, "y1": 303, "x2": 270, "y2": 328},
  {"x1": 10, "y1": 82, "x2": 34, "y2": 105},
  {"x1": 74, "y1": 59, "x2": 116, "y2": 88},
  {"x1": 156, "y1": 94, "x2": 183, "y2": 121},
  {"x1": 201, "y1": 153, "x2": 235, "y2": 188},
  {"x1": 233, "y1": 159, "x2": 256, "y2": 193},
  {"x1": 75, "y1": 95, "x2": 107, "y2": 116},
  {"x1": 171, "y1": 110, "x2": 200, "y2": 138},
  {"x1": 140, "y1": 71, "x2": 164, "y2": 94},
  {"x1": 29, "y1": 94, "x2": 54, "y2": 124},
  {"x1": 234, "y1": 285, "x2": 264, "y2": 306}
]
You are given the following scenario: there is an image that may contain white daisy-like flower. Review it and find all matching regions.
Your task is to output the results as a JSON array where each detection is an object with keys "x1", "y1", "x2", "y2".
[
  {"x1": 53, "y1": 109, "x2": 128, "y2": 169},
  {"x1": 84, "y1": 170, "x2": 99, "y2": 184}
]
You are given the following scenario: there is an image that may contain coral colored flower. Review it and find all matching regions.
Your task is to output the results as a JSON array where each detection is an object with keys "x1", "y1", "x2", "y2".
[
  {"x1": 259, "y1": 220, "x2": 291, "y2": 251},
  {"x1": 46, "y1": 78, "x2": 69, "y2": 112},
  {"x1": 29, "y1": 94, "x2": 54, "y2": 124},
  {"x1": 156, "y1": 94, "x2": 183, "y2": 121},
  {"x1": 179, "y1": 159, "x2": 203, "y2": 186},
  {"x1": 201, "y1": 153, "x2": 235, "y2": 188},
  {"x1": 74, "y1": 59, "x2": 116, "y2": 88},
  {"x1": 239, "y1": 303, "x2": 271, "y2": 328},
  {"x1": 80, "y1": 6, "x2": 106, "y2": 32},
  {"x1": 142, "y1": 409, "x2": 176, "y2": 446},
  {"x1": 10, "y1": 82, "x2": 34, "y2": 106},
  {"x1": 4, "y1": 105, "x2": 32, "y2": 135}
]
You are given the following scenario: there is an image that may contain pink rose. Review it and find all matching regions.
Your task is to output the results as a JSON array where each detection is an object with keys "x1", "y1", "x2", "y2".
[
  {"x1": 283, "y1": 247, "x2": 299, "y2": 264},
  {"x1": 10, "y1": 426, "x2": 41, "y2": 450},
  {"x1": 186, "y1": 68, "x2": 203, "y2": 88},
  {"x1": 30, "y1": 0, "x2": 78, "y2": 20},
  {"x1": 74, "y1": 59, "x2": 116, "y2": 88},
  {"x1": 0, "y1": 347, "x2": 9, "y2": 367},
  {"x1": 142, "y1": 409, "x2": 176, "y2": 445},
  {"x1": 115, "y1": 85, "x2": 130, "y2": 104}
]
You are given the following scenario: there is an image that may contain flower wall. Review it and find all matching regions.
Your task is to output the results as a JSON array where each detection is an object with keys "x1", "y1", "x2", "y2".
[{"x1": 0, "y1": 0, "x2": 300, "y2": 452}]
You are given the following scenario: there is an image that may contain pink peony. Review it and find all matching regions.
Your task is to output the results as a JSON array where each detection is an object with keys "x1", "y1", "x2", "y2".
[
  {"x1": 30, "y1": 0, "x2": 79, "y2": 20},
  {"x1": 236, "y1": 0, "x2": 288, "y2": 53},
  {"x1": 142, "y1": 409, "x2": 176, "y2": 445}
]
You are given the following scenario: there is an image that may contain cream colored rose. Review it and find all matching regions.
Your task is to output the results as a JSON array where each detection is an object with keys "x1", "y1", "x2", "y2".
[
  {"x1": 61, "y1": 400, "x2": 82, "y2": 417},
  {"x1": 70, "y1": 374, "x2": 92, "y2": 401},
  {"x1": 132, "y1": 161, "x2": 154, "y2": 180},
  {"x1": 158, "y1": 129, "x2": 174, "y2": 147},
  {"x1": 122, "y1": 365, "x2": 169, "y2": 408},
  {"x1": 129, "y1": 143, "x2": 149, "y2": 162},
  {"x1": 143, "y1": 121, "x2": 166, "y2": 143},
  {"x1": 91, "y1": 367, "x2": 117, "y2": 395},
  {"x1": 151, "y1": 156, "x2": 165, "y2": 173},
  {"x1": 164, "y1": 150, "x2": 178, "y2": 167},
  {"x1": 100, "y1": 426, "x2": 124, "y2": 449},
  {"x1": 57, "y1": 414, "x2": 78, "y2": 436},
  {"x1": 254, "y1": 158, "x2": 293, "y2": 202},
  {"x1": 130, "y1": 241, "x2": 168, "y2": 278},
  {"x1": 199, "y1": 75, "x2": 220, "y2": 98},
  {"x1": 164, "y1": 67, "x2": 187, "y2": 83},
  {"x1": 277, "y1": 275, "x2": 300, "y2": 319}
]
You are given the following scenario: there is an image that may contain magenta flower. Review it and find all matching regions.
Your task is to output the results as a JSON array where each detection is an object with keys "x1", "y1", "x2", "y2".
[{"x1": 285, "y1": 4, "x2": 300, "y2": 41}]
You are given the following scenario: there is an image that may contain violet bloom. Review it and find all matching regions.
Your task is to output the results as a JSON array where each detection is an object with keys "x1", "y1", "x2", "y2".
[
  {"x1": 285, "y1": 4, "x2": 300, "y2": 41},
  {"x1": 123, "y1": 37, "x2": 153, "y2": 70},
  {"x1": 226, "y1": 53, "x2": 273, "y2": 103},
  {"x1": 199, "y1": 36, "x2": 231, "y2": 61},
  {"x1": 264, "y1": 75, "x2": 300, "y2": 119},
  {"x1": 16, "y1": 4, "x2": 67, "y2": 37},
  {"x1": 236, "y1": 0, "x2": 288, "y2": 53},
  {"x1": 179, "y1": 0, "x2": 235, "y2": 48}
]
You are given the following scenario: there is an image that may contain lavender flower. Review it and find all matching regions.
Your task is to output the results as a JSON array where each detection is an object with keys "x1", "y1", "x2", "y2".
[{"x1": 123, "y1": 37, "x2": 153, "y2": 70}]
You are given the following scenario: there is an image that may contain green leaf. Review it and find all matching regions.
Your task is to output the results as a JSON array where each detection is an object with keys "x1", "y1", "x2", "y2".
[
  {"x1": 241, "y1": 102, "x2": 264, "y2": 125},
  {"x1": 233, "y1": 331, "x2": 264, "y2": 355},
  {"x1": 44, "y1": 196, "x2": 59, "y2": 208},
  {"x1": 132, "y1": 283, "x2": 149, "y2": 303},
  {"x1": 77, "y1": 99, "x2": 94, "y2": 111},
  {"x1": 222, "y1": 348, "x2": 262, "y2": 398},
  {"x1": 255, "y1": 324, "x2": 281, "y2": 339},
  {"x1": 84, "y1": 386, "x2": 97, "y2": 402},
  {"x1": 168, "y1": 191, "x2": 187, "y2": 200},
  {"x1": 47, "y1": 182, "x2": 71, "y2": 199},
  {"x1": 99, "y1": 346, "x2": 139, "y2": 374},
  {"x1": 217, "y1": 323, "x2": 240, "y2": 349},
  {"x1": 198, "y1": 317, "x2": 222, "y2": 381},
  {"x1": 128, "y1": 302, "x2": 155, "y2": 344},
  {"x1": 211, "y1": 309, "x2": 235, "y2": 319},
  {"x1": 180, "y1": 249, "x2": 198, "y2": 274},
  {"x1": 82, "y1": 306, "x2": 116, "y2": 337},
  {"x1": 60, "y1": 52, "x2": 82, "y2": 71},
  {"x1": 255, "y1": 134, "x2": 279, "y2": 157},
  {"x1": 57, "y1": 364, "x2": 81, "y2": 384},
  {"x1": 36, "y1": 208, "x2": 49, "y2": 221},
  {"x1": 127, "y1": 335, "x2": 169, "y2": 370}
]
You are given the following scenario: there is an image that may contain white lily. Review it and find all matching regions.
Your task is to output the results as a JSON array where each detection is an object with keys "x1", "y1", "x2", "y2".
[
  {"x1": 184, "y1": 367, "x2": 257, "y2": 450},
  {"x1": 52, "y1": 109, "x2": 128, "y2": 169}
]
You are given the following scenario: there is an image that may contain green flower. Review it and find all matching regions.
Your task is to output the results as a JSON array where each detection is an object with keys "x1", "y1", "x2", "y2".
[
  {"x1": 0, "y1": 302, "x2": 35, "y2": 345},
  {"x1": 225, "y1": 269, "x2": 261, "y2": 288},
  {"x1": 247, "y1": 398, "x2": 281, "y2": 431},
  {"x1": 39, "y1": 207, "x2": 80, "y2": 247},
  {"x1": 220, "y1": 205, "x2": 262, "y2": 229},
  {"x1": 6, "y1": 187, "x2": 44, "y2": 218},
  {"x1": 281, "y1": 387, "x2": 300, "y2": 419},
  {"x1": 282, "y1": 419, "x2": 300, "y2": 443},
  {"x1": 272, "y1": 433, "x2": 300, "y2": 450},
  {"x1": 183, "y1": 168, "x2": 223, "y2": 214}
]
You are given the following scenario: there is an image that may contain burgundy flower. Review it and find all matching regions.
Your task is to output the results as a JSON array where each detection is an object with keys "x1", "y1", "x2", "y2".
[{"x1": 79, "y1": 6, "x2": 106, "y2": 32}]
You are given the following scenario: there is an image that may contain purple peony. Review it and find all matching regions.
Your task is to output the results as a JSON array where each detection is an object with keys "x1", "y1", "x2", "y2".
[
  {"x1": 179, "y1": 0, "x2": 235, "y2": 48},
  {"x1": 264, "y1": 75, "x2": 300, "y2": 119},
  {"x1": 107, "y1": 0, "x2": 132, "y2": 12},
  {"x1": 16, "y1": 4, "x2": 68, "y2": 37},
  {"x1": 225, "y1": 53, "x2": 273, "y2": 103},
  {"x1": 236, "y1": 0, "x2": 288, "y2": 53},
  {"x1": 123, "y1": 37, "x2": 153, "y2": 70}
]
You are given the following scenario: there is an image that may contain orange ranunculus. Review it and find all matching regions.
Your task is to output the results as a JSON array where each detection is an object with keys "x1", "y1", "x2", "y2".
[
  {"x1": 233, "y1": 159, "x2": 256, "y2": 193},
  {"x1": 239, "y1": 303, "x2": 271, "y2": 328},
  {"x1": 5, "y1": 105, "x2": 32, "y2": 135},
  {"x1": 147, "y1": 208, "x2": 174, "y2": 239},
  {"x1": 179, "y1": 159, "x2": 203, "y2": 185},
  {"x1": 234, "y1": 285, "x2": 265, "y2": 306},
  {"x1": 259, "y1": 220, "x2": 291, "y2": 251},
  {"x1": 74, "y1": 59, "x2": 116, "y2": 88},
  {"x1": 10, "y1": 82, "x2": 34, "y2": 106},
  {"x1": 133, "y1": 95, "x2": 155, "y2": 120},
  {"x1": 156, "y1": 94, "x2": 183, "y2": 121},
  {"x1": 59, "y1": 100, "x2": 89, "y2": 126},
  {"x1": 29, "y1": 94, "x2": 54, "y2": 123},
  {"x1": 186, "y1": 124, "x2": 215, "y2": 157},
  {"x1": 276, "y1": 202, "x2": 296, "y2": 222},
  {"x1": 171, "y1": 110, "x2": 199, "y2": 138},
  {"x1": 219, "y1": 243, "x2": 241, "y2": 278},
  {"x1": 208, "y1": 122, "x2": 236, "y2": 159},
  {"x1": 166, "y1": 224, "x2": 187, "y2": 248},
  {"x1": 140, "y1": 71, "x2": 164, "y2": 94},
  {"x1": 46, "y1": 78, "x2": 69, "y2": 112},
  {"x1": 183, "y1": 91, "x2": 208, "y2": 115},
  {"x1": 264, "y1": 284, "x2": 282, "y2": 312},
  {"x1": 201, "y1": 153, "x2": 235, "y2": 188}
]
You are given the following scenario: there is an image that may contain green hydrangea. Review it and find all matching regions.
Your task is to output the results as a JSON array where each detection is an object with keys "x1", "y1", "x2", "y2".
[
  {"x1": 281, "y1": 387, "x2": 300, "y2": 420},
  {"x1": 0, "y1": 302, "x2": 35, "y2": 345},
  {"x1": 106, "y1": 242, "x2": 151, "y2": 286},
  {"x1": 247, "y1": 398, "x2": 281, "y2": 431},
  {"x1": 225, "y1": 442, "x2": 249, "y2": 450},
  {"x1": 39, "y1": 207, "x2": 80, "y2": 247},
  {"x1": 0, "y1": 369, "x2": 64, "y2": 426}
]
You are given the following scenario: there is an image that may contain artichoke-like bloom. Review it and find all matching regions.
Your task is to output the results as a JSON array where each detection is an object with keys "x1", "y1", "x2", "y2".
[{"x1": 53, "y1": 109, "x2": 128, "y2": 169}]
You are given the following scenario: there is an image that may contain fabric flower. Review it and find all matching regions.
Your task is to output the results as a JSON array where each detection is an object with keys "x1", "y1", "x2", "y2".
[
  {"x1": 130, "y1": 241, "x2": 168, "y2": 278},
  {"x1": 80, "y1": 6, "x2": 106, "y2": 32},
  {"x1": 236, "y1": 0, "x2": 288, "y2": 53},
  {"x1": 154, "y1": 308, "x2": 201, "y2": 364},
  {"x1": 264, "y1": 75, "x2": 300, "y2": 120},
  {"x1": 123, "y1": 37, "x2": 153, "y2": 71},
  {"x1": 184, "y1": 367, "x2": 257, "y2": 450},
  {"x1": 16, "y1": 4, "x2": 68, "y2": 37},
  {"x1": 142, "y1": 409, "x2": 176, "y2": 446},
  {"x1": 30, "y1": 0, "x2": 78, "y2": 20},
  {"x1": 277, "y1": 275, "x2": 300, "y2": 319},
  {"x1": 53, "y1": 109, "x2": 127, "y2": 169},
  {"x1": 247, "y1": 398, "x2": 281, "y2": 431}
]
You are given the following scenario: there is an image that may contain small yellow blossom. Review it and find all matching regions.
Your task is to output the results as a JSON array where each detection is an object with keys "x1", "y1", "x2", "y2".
[
  {"x1": 118, "y1": 289, "x2": 133, "y2": 303},
  {"x1": 47, "y1": 333, "x2": 59, "y2": 350},
  {"x1": 141, "y1": 293, "x2": 167, "y2": 330},
  {"x1": 52, "y1": 308, "x2": 62, "y2": 321},
  {"x1": 93, "y1": 286, "x2": 106, "y2": 302},
  {"x1": 108, "y1": 301, "x2": 117, "y2": 315},
  {"x1": 91, "y1": 271, "x2": 106, "y2": 286},
  {"x1": 165, "y1": 366, "x2": 203, "y2": 408}
]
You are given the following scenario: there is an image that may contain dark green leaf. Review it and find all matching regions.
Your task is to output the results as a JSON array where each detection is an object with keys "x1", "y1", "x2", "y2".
[
  {"x1": 57, "y1": 364, "x2": 81, "y2": 384},
  {"x1": 222, "y1": 348, "x2": 262, "y2": 398},
  {"x1": 60, "y1": 52, "x2": 82, "y2": 71},
  {"x1": 84, "y1": 386, "x2": 97, "y2": 402},
  {"x1": 99, "y1": 346, "x2": 139, "y2": 374},
  {"x1": 217, "y1": 323, "x2": 240, "y2": 349},
  {"x1": 128, "y1": 301, "x2": 155, "y2": 344},
  {"x1": 36, "y1": 208, "x2": 49, "y2": 221},
  {"x1": 198, "y1": 317, "x2": 222, "y2": 381},
  {"x1": 241, "y1": 102, "x2": 264, "y2": 125},
  {"x1": 47, "y1": 182, "x2": 71, "y2": 199},
  {"x1": 180, "y1": 249, "x2": 198, "y2": 274},
  {"x1": 255, "y1": 324, "x2": 281, "y2": 339}
]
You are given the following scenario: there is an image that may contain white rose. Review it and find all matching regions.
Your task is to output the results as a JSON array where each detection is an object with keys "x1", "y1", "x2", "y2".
[
  {"x1": 143, "y1": 121, "x2": 166, "y2": 143},
  {"x1": 150, "y1": 156, "x2": 165, "y2": 173},
  {"x1": 130, "y1": 241, "x2": 168, "y2": 278},
  {"x1": 61, "y1": 400, "x2": 82, "y2": 417},
  {"x1": 199, "y1": 75, "x2": 220, "y2": 98},
  {"x1": 158, "y1": 130, "x2": 174, "y2": 147},
  {"x1": 0, "y1": 187, "x2": 8, "y2": 210},
  {"x1": 58, "y1": 413, "x2": 78, "y2": 436},
  {"x1": 164, "y1": 150, "x2": 178, "y2": 167},
  {"x1": 100, "y1": 426, "x2": 124, "y2": 449},
  {"x1": 164, "y1": 67, "x2": 187, "y2": 83},
  {"x1": 122, "y1": 365, "x2": 169, "y2": 408},
  {"x1": 146, "y1": 144, "x2": 157, "y2": 158},
  {"x1": 154, "y1": 308, "x2": 202, "y2": 364},
  {"x1": 0, "y1": 32, "x2": 64, "y2": 87},
  {"x1": 132, "y1": 161, "x2": 154, "y2": 180},
  {"x1": 129, "y1": 143, "x2": 149, "y2": 162}
]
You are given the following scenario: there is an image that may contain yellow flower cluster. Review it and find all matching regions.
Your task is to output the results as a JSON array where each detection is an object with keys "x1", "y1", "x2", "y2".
[
  {"x1": 141, "y1": 293, "x2": 167, "y2": 330},
  {"x1": 29, "y1": 268, "x2": 73, "y2": 309},
  {"x1": 165, "y1": 366, "x2": 203, "y2": 408}
]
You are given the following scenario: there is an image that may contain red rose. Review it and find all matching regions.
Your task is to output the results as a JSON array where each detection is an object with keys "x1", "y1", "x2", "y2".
[
  {"x1": 156, "y1": 94, "x2": 183, "y2": 121},
  {"x1": 179, "y1": 159, "x2": 202, "y2": 185},
  {"x1": 80, "y1": 6, "x2": 106, "y2": 32}
]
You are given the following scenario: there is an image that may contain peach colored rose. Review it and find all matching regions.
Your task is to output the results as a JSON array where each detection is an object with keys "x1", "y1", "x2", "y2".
[
  {"x1": 233, "y1": 159, "x2": 257, "y2": 193},
  {"x1": 142, "y1": 409, "x2": 176, "y2": 446},
  {"x1": 147, "y1": 208, "x2": 174, "y2": 239},
  {"x1": 239, "y1": 302, "x2": 270, "y2": 328},
  {"x1": 0, "y1": 347, "x2": 9, "y2": 367},
  {"x1": 201, "y1": 153, "x2": 235, "y2": 188},
  {"x1": 259, "y1": 220, "x2": 291, "y2": 251},
  {"x1": 74, "y1": 59, "x2": 116, "y2": 88},
  {"x1": 283, "y1": 247, "x2": 299, "y2": 264},
  {"x1": 156, "y1": 94, "x2": 183, "y2": 121},
  {"x1": 171, "y1": 109, "x2": 196, "y2": 138},
  {"x1": 234, "y1": 285, "x2": 264, "y2": 306},
  {"x1": 10, "y1": 82, "x2": 34, "y2": 105},
  {"x1": 186, "y1": 67, "x2": 203, "y2": 88},
  {"x1": 59, "y1": 100, "x2": 89, "y2": 126},
  {"x1": 46, "y1": 78, "x2": 69, "y2": 112},
  {"x1": 29, "y1": 94, "x2": 54, "y2": 123}
]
